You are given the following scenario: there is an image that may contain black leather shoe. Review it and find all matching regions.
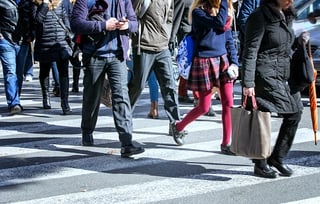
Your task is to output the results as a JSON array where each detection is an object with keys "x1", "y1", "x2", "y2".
[
  {"x1": 220, "y1": 144, "x2": 236, "y2": 156},
  {"x1": 254, "y1": 164, "x2": 277, "y2": 179},
  {"x1": 267, "y1": 157, "x2": 293, "y2": 177},
  {"x1": 82, "y1": 133, "x2": 94, "y2": 146},
  {"x1": 121, "y1": 145, "x2": 145, "y2": 158}
]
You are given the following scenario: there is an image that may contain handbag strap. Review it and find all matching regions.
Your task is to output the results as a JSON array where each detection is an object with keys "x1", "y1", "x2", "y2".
[
  {"x1": 242, "y1": 95, "x2": 258, "y2": 110},
  {"x1": 50, "y1": 9, "x2": 70, "y2": 35}
]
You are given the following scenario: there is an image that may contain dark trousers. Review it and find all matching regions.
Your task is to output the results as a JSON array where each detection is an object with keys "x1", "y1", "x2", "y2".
[
  {"x1": 81, "y1": 56, "x2": 133, "y2": 147},
  {"x1": 253, "y1": 111, "x2": 302, "y2": 167},
  {"x1": 128, "y1": 49, "x2": 180, "y2": 122}
]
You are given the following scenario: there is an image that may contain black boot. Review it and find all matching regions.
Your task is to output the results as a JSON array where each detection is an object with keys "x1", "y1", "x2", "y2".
[
  {"x1": 72, "y1": 68, "x2": 80, "y2": 92},
  {"x1": 40, "y1": 76, "x2": 51, "y2": 109},
  {"x1": 60, "y1": 77, "x2": 72, "y2": 115}
]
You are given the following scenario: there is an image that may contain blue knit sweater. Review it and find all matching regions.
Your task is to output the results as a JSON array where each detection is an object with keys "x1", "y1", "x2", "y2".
[{"x1": 191, "y1": 0, "x2": 238, "y2": 65}]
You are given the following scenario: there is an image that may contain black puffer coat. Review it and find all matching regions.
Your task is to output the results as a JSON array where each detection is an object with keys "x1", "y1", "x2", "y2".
[
  {"x1": 241, "y1": 4, "x2": 303, "y2": 114},
  {"x1": 32, "y1": 0, "x2": 72, "y2": 62}
]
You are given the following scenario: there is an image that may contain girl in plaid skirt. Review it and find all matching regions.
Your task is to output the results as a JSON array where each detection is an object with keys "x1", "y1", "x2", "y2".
[{"x1": 170, "y1": 0, "x2": 239, "y2": 155}]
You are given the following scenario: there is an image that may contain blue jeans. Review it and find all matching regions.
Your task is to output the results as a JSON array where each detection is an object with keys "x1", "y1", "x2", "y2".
[
  {"x1": 81, "y1": 55, "x2": 133, "y2": 147},
  {"x1": 51, "y1": 62, "x2": 60, "y2": 88},
  {"x1": 16, "y1": 41, "x2": 33, "y2": 94},
  {"x1": 0, "y1": 38, "x2": 21, "y2": 108},
  {"x1": 148, "y1": 71, "x2": 159, "y2": 102}
]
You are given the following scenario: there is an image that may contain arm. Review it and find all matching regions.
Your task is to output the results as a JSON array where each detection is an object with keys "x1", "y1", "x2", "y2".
[
  {"x1": 124, "y1": 0, "x2": 138, "y2": 33},
  {"x1": 237, "y1": 0, "x2": 258, "y2": 34},
  {"x1": 192, "y1": 0, "x2": 228, "y2": 30},
  {"x1": 70, "y1": 0, "x2": 106, "y2": 35},
  {"x1": 225, "y1": 29, "x2": 239, "y2": 66},
  {"x1": 241, "y1": 10, "x2": 265, "y2": 91}
]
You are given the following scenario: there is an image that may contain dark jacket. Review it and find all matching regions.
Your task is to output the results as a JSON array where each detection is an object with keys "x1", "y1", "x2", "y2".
[
  {"x1": 237, "y1": 0, "x2": 260, "y2": 34},
  {"x1": 169, "y1": 0, "x2": 192, "y2": 44},
  {"x1": 241, "y1": 4, "x2": 303, "y2": 113},
  {"x1": 32, "y1": 0, "x2": 72, "y2": 62},
  {"x1": 13, "y1": 0, "x2": 36, "y2": 43},
  {"x1": 70, "y1": 0, "x2": 138, "y2": 60},
  {"x1": 0, "y1": 0, "x2": 19, "y2": 44}
]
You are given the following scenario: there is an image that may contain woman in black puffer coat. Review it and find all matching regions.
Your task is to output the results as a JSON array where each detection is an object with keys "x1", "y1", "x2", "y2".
[
  {"x1": 241, "y1": 0, "x2": 308, "y2": 178},
  {"x1": 32, "y1": 0, "x2": 72, "y2": 114}
]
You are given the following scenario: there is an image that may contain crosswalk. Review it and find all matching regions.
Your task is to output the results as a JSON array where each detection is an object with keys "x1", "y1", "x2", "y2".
[{"x1": 1, "y1": 76, "x2": 320, "y2": 203}]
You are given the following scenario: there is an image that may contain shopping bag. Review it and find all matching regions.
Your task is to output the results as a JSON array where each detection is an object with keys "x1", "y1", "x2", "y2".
[
  {"x1": 230, "y1": 96, "x2": 271, "y2": 159},
  {"x1": 176, "y1": 34, "x2": 195, "y2": 79},
  {"x1": 100, "y1": 75, "x2": 112, "y2": 108}
]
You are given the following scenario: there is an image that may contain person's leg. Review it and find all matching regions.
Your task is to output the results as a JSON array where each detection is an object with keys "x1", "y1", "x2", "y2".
[
  {"x1": 71, "y1": 67, "x2": 80, "y2": 92},
  {"x1": 220, "y1": 82, "x2": 234, "y2": 146},
  {"x1": 24, "y1": 42, "x2": 33, "y2": 80},
  {"x1": 16, "y1": 42, "x2": 29, "y2": 95},
  {"x1": 56, "y1": 59, "x2": 72, "y2": 115},
  {"x1": 81, "y1": 57, "x2": 106, "y2": 145},
  {"x1": 219, "y1": 82, "x2": 235, "y2": 155},
  {"x1": 153, "y1": 49, "x2": 180, "y2": 122},
  {"x1": 51, "y1": 62, "x2": 60, "y2": 97},
  {"x1": 176, "y1": 90, "x2": 212, "y2": 131},
  {"x1": 268, "y1": 111, "x2": 302, "y2": 176},
  {"x1": 107, "y1": 57, "x2": 136, "y2": 147},
  {"x1": 39, "y1": 62, "x2": 52, "y2": 109},
  {"x1": 178, "y1": 77, "x2": 193, "y2": 103},
  {"x1": 128, "y1": 50, "x2": 154, "y2": 110},
  {"x1": 147, "y1": 70, "x2": 159, "y2": 119},
  {"x1": 0, "y1": 39, "x2": 21, "y2": 111}
]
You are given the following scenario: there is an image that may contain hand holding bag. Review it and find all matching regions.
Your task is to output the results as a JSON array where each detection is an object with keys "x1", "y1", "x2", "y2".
[{"x1": 230, "y1": 96, "x2": 271, "y2": 159}]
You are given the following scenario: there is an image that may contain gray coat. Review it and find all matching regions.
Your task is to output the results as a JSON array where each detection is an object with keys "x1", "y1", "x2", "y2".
[{"x1": 241, "y1": 4, "x2": 303, "y2": 114}]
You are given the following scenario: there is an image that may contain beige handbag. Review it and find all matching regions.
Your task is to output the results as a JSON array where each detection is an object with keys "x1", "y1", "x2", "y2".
[{"x1": 230, "y1": 96, "x2": 271, "y2": 159}]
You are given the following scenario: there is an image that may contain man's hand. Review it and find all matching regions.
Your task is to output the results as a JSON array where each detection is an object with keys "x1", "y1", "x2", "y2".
[{"x1": 106, "y1": 18, "x2": 119, "y2": 31}]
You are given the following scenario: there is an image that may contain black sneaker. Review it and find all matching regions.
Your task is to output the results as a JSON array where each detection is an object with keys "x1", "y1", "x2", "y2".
[
  {"x1": 9, "y1": 104, "x2": 23, "y2": 115},
  {"x1": 220, "y1": 144, "x2": 236, "y2": 155},
  {"x1": 169, "y1": 122, "x2": 186, "y2": 146},
  {"x1": 121, "y1": 144, "x2": 145, "y2": 158}
]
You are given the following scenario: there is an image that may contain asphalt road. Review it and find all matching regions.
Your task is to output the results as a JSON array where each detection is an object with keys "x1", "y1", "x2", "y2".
[{"x1": 0, "y1": 66, "x2": 319, "y2": 204}]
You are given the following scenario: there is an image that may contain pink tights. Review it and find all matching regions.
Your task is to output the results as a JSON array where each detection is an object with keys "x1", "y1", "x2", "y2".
[{"x1": 176, "y1": 82, "x2": 234, "y2": 146}]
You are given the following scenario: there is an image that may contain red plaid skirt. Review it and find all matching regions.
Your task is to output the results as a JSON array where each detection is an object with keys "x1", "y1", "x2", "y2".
[{"x1": 187, "y1": 54, "x2": 230, "y2": 91}]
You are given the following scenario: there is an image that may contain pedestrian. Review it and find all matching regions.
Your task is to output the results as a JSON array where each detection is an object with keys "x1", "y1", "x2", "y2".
[
  {"x1": 0, "y1": 0, "x2": 23, "y2": 115},
  {"x1": 129, "y1": 0, "x2": 187, "y2": 145},
  {"x1": 147, "y1": 71, "x2": 159, "y2": 119},
  {"x1": 71, "y1": 0, "x2": 145, "y2": 157},
  {"x1": 236, "y1": 0, "x2": 260, "y2": 61},
  {"x1": 32, "y1": 0, "x2": 72, "y2": 114},
  {"x1": 241, "y1": 0, "x2": 309, "y2": 178},
  {"x1": 171, "y1": 0, "x2": 239, "y2": 153},
  {"x1": 14, "y1": 0, "x2": 36, "y2": 96}
]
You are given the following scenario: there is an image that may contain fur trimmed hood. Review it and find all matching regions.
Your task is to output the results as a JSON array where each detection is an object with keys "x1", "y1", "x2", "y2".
[{"x1": 33, "y1": 0, "x2": 62, "y2": 10}]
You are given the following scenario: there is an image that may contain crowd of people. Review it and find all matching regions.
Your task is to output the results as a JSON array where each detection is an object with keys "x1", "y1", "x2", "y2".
[{"x1": 0, "y1": 0, "x2": 309, "y2": 179}]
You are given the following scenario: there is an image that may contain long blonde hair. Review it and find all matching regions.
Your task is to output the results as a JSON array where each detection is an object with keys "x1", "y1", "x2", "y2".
[{"x1": 189, "y1": 0, "x2": 234, "y2": 24}]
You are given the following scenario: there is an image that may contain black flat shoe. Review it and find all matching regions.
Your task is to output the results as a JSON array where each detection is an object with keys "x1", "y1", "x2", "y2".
[
  {"x1": 267, "y1": 157, "x2": 293, "y2": 177},
  {"x1": 121, "y1": 144, "x2": 145, "y2": 158},
  {"x1": 220, "y1": 144, "x2": 236, "y2": 156},
  {"x1": 82, "y1": 133, "x2": 94, "y2": 146},
  {"x1": 254, "y1": 164, "x2": 277, "y2": 179},
  {"x1": 169, "y1": 122, "x2": 186, "y2": 146}
]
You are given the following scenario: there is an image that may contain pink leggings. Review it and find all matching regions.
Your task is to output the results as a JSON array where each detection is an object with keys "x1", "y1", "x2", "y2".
[{"x1": 176, "y1": 82, "x2": 234, "y2": 146}]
